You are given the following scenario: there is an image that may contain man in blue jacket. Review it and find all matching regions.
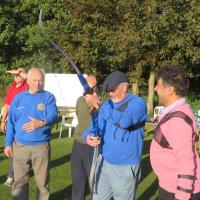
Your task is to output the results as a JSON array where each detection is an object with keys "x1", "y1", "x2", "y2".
[
  {"x1": 4, "y1": 67, "x2": 58, "y2": 200},
  {"x1": 83, "y1": 70, "x2": 147, "y2": 200}
]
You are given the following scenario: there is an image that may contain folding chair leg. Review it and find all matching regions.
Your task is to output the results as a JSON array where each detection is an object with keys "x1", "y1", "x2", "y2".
[
  {"x1": 68, "y1": 127, "x2": 72, "y2": 137},
  {"x1": 59, "y1": 125, "x2": 63, "y2": 139}
]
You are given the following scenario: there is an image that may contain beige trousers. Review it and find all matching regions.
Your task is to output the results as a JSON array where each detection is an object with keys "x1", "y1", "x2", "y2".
[{"x1": 12, "y1": 141, "x2": 50, "y2": 200}]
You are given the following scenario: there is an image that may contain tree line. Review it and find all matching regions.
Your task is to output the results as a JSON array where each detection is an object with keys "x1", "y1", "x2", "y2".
[{"x1": 0, "y1": 0, "x2": 200, "y2": 112}]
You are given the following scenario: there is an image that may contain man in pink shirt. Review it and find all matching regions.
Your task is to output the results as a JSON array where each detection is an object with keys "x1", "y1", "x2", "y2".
[
  {"x1": 150, "y1": 65, "x2": 200, "y2": 200},
  {"x1": 1, "y1": 67, "x2": 28, "y2": 187}
]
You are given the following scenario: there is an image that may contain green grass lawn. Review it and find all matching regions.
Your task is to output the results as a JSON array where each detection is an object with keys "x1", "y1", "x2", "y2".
[{"x1": 0, "y1": 125, "x2": 158, "y2": 200}]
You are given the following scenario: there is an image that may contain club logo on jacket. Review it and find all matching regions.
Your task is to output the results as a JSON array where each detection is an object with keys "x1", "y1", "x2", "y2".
[{"x1": 37, "y1": 103, "x2": 45, "y2": 111}]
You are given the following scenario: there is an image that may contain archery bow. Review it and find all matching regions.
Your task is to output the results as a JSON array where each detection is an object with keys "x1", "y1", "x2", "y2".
[
  {"x1": 39, "y1": 10, "x2": 101, "y2": 193},
  {"x1": 38, "y1": 9, "x2": 90, "y2": 92}
]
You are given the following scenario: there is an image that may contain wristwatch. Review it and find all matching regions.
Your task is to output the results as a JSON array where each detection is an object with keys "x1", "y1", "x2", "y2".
[{"x1": 41, "y1": 120, "x2": 47, "y2": 127}]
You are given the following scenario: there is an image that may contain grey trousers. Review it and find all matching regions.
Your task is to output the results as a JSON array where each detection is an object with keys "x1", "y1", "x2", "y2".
[
  {"x1": 93, "y1": 159, "x2": 141, "y2": 200},
  {"x1": 12, "y1": 141, "x2": 50, "y2": 200},
  {"x1": 8, "y1": 157, "x2": 14, "y2": 178}
]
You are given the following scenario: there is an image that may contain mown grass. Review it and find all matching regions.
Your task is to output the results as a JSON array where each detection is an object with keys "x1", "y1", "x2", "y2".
[{"x1": 0, "y1": 124, "x2": 158, "y2": 200}]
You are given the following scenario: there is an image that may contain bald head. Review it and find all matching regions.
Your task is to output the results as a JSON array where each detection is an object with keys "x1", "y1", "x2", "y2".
[
  {"x1": 86, "y1": 76, "x2": 97, "y2": 88},
  {"x1": 27, "y1": 68, "x2": 45, "y2": 94}
]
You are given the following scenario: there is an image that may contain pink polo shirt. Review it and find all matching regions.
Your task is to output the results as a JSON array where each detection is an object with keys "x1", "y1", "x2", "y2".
[{"x1": 150, "y1": 101, "x2": 200, "y2": 200}]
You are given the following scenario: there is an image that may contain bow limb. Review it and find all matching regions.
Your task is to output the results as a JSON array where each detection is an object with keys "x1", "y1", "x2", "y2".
[{"x1": 38, "y1": 9, "x2": 90, "y2": 92}]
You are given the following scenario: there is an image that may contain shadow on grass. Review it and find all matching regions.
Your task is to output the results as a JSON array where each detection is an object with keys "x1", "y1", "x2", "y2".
[
  {"x1": 140, "y1": 137, "x2": 152, "y2": 183},
  {"x1": 137, "y1": 135, "x2": 158, "y2": 199},
  {"x1": 51, "y1": 129, "x2": 73, "y2": 140},
  {"x1": 51, "y1": 130, "x2": 60, "y2": 140},
  {"x1": 0, "y1": 155, "x2": 6, "y2": 162},
  {"x1": 0, "y1": 174, "x2": 7, "y2": 184},
  {"x1": 0, "y1": 134, "x2": 6, "y2": 153},
  {"x1": 0, "y1": 156, "x2": 9, "y2": 184},
  {"x1": 137, "y1": 179, "x2": 158, "y2": 200},
  {"x1": 0, "y1": 146, "x2": 4, "y2": 153},
  {"x1": 50, "y1": 185, "x2": 72, "y2": 200},
  {"x1": 50, "y1": 154, "x2": 71, "y2": 170},
  {"x1": 27, "y1": 154, "x2": 71, "y2": 178}
]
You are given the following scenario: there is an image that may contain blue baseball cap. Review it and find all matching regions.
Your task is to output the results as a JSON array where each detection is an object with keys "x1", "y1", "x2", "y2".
[{"x1": 102, "y1": 70, "x2": 128, "y2": 92}]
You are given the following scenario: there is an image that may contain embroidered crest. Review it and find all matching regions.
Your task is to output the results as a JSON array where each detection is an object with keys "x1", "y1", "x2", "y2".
[{"x1": 37, "y1": 103, "x2": 45, "y2": 111}]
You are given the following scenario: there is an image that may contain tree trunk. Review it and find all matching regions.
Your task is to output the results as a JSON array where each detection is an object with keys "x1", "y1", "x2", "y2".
[
  {"x1": 132, "y1": 82, "x2": 139, "y2": 95},
  {"x1": 147, "y1": 72, "x2": 155, "y2": 114}
]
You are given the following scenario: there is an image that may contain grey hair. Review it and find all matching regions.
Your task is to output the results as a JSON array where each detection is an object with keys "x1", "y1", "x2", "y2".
[
  {"x1": 120, "y1": 82, "x2": 129, "y2": 86},
  {"x1": 120, "y1": 82, "x2": 129, "y2": 93}
]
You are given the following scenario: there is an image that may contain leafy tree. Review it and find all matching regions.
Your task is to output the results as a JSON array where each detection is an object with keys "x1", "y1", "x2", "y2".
[
  {"x1": 0, "y1": 0, "x2": 199, "y2": 105},
  {"x1": 128, "y1": 0, "x2": 200, "y2": 113},
  {"x1": 0, "y1": 0, "x2": 66, "y2": 73}
]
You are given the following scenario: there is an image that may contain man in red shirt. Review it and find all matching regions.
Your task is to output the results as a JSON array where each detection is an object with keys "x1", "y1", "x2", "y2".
[{"x1": 1, "y1": 67, "x2": 28, "y2": 186}]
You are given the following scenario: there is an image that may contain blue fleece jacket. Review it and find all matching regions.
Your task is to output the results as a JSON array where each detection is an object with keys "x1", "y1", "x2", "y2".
[
  {"x1": 5, "y1": 89, "x2": 58, "y2": 146},
  {"x1": 83, "y1": 93, "x2": 147, "y2": 165}
]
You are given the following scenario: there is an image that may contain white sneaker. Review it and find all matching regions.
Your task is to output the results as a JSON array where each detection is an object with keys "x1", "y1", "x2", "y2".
[{"x1": 4, "y1": 177, "x2": 14, "y2": 187}]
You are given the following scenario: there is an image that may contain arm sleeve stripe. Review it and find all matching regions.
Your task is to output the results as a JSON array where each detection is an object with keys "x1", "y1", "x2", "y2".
[
  {"x1": 177, "y1": 186, "x2": 193, "y2": 193},
  {"x1": 178, "y1": 174, "x2": 195, "y2": 180}
]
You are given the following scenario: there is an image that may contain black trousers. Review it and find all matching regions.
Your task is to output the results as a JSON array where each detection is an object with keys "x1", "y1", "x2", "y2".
[
  {"x1": 158, "y1": 187, "x2": 200, "y2": 200},
  {"x1": 71, "y1": 141, "x2": 94, "y2": 200}
]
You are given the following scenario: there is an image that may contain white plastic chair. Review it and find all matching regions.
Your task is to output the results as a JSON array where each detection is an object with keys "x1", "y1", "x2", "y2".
[
  {"x1": 197, "y1": 110, "x2": 200, "y2": 127},
  {"x1": 153, "y1": 106, "x2": 164, "y2": 118},
  {"x1": 193, "y1": 109, "x2": 200, "y2": 128},
  {"x1": 59, "y1": 112, "x2": 78, "y2": 139}
]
